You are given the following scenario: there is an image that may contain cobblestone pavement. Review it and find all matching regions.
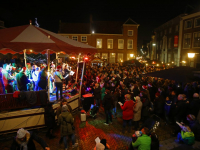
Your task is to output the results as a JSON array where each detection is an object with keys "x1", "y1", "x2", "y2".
[{"x1": 0, "y1": 107, "x2": 181, "y2": 150}]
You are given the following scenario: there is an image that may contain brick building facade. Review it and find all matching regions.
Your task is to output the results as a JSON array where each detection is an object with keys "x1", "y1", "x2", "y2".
[{"x1": 58, "y1": 17, "x2": 139, "y2": 63}]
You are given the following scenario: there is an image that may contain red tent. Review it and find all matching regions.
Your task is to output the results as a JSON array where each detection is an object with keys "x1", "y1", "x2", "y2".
[{"x1": 0, "y1": 24, "x2": 96, "y2": 54}]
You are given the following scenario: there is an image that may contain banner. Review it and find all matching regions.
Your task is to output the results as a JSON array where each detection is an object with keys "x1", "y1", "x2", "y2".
[{"x1": 174, "y1": 35, "x2": 178, "y2": 47}]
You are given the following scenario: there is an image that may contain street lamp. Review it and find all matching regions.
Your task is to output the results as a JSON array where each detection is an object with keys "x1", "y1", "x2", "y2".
[{"x1": 187, "y1": 53, "x2": 195, "y2": 67}]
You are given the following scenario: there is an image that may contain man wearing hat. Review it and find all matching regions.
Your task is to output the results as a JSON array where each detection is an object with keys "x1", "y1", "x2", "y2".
[
  {"x1": 53, "y1": 65, "x2": 64, "y2": 101},
  {"x1": 10, "y1": 128, "x2": 50, "y2": 150},
  {"x1": 58, "y1": 105, "x2": 78, "y2": 150}
]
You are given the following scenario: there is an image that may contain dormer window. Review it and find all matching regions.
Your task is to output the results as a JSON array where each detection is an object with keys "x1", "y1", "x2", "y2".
[{"x1": 128, "y1": 30, "x2": 133, "y2": 36}]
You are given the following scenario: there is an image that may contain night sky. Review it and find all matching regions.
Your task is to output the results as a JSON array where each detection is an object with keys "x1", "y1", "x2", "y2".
[{"x1": 0, "y1": 0, "x2": 199, "y2": 48}]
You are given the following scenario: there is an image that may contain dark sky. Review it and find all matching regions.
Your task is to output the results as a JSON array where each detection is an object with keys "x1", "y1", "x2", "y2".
[{"x1": 0, "y1": 0, "x2": 199, "y2": 47}]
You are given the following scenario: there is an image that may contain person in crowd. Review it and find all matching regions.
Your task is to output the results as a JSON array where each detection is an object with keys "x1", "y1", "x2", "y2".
[
  {"x1": 131, "y1": 127, "x2": 151, "y2": 150},
  {"x1": 140, "y1": 91, "x2": 150, "y2": 122},
  {"x1": 0, "y1": 67, "x2": 5, "y2": 94},
  {"x1": 164, "y1": 96, "x2": 172, "y2": 124},
  {"x1": 53, "y1": 65, "x2": 64, "y2": 101},
  {"x1": 10, "y1": 128, "x2": 50, "y2": 150},
  {"x1": 112, "y1": 88, "x2": 119, "y2": 119},
  {"x1": 44, "y1": 102, "x2": 56, "y2": 139},
  {"x1": 93, "y1": 83, "x2": 101, "y2": 109},
  {"x1": 190, "y1": 93, "x2": 200, "y2": 117},
  {"x1": 154, "y1": 91, "x2": 165, "y2": 118},
  {"x1": 176, "y1": 125, "x2": 195, "y2": 145},
  {"x1": 102, "y1": 89, "x2": 113, "y2": 125},
  {"x1": 58, "y1": 105, "x2": 78, "y2": 150},
  {"x1": 56, "y1": 98, "x2": 73, "y2": 119},
  {"x1": 16, "y1": 67, "x2": 30, "y2": 91},
  {"x1": 100, "y1": 82, "x2": 106, "y2": 105},
  {"x1": 187, "y1": 114, "x2": 200, "y2": 141},
  {"x1": 150, "y1": 132, "x2": 159, "y2": 150},
  {"x1": 37, "y1": 67, "x2": 47, "y2": 90},
  {"x1": 31, "y1": 65, "x2": 39, "y2": 91},
  {"x1": 133, "y1": 96, "x2": 143, "y2": 130},
  {"x1": 120, "y1": 94, "x2": 134, "y2": 133}
]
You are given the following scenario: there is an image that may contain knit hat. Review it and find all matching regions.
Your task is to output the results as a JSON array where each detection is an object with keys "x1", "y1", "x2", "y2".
[
  {"x1": 96, "y1": 142, "x2": 105, "y2": 150},
  {"x1": 187, "y1": 114, "x2": 195, "y2": 121},
  {"x1": 17, "y1": 128, "x2": 27, "y2": 139},
  {"x1": 142, "y1": 85, "x2": 147, "y2": 90},
  {"x1": 148, "y1": 83, "x2": 152, "y2": 87},
  {"x1": 57, "y1": 65, "x2": 62, "y2": 70},
  {"x1": 135, "y1": 131, "x2": 142, "y2": 137},
  {"x1": 155, "y1": 92, "x2": 160, "y2": 97},
  {"x1": 62, "y1": 105, "x2": 68, "y2": 112}
]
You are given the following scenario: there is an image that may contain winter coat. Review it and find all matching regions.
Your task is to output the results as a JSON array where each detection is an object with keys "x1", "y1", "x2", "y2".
[
  {"x1": 154, "y1": 96, "x2": 165, "y2": 115},
  {"x1": 56, "y1": 105, "x2": 72, "y2": 119},
  {"x1": 190, "y1": 98, "x2": 200, "y2": 117},
  {"x1": 101, "y1": 87, "x2": 106, "y2": 100},
  {"x1": 121, "y1": 100, "x2": 134, "y2": 120},
  {"x1": 10, "y1": 131, "x2": 48, "y2": 150},
  {"x1": 141, "y1": 97, "x2": 150, "y2": 117},
  {"x1": 189, "y1": 120, "x2": 200, "y2": 141},
  {"x1": 44, "y1": 105, "x2": 56, "y2": 129},
  {"x1": 16, "y1": 72, "x2": 29, "y2": 91},
  {"x1": 37, "y1": 70, "x2": 47, "y2": 90},
  {"x1": 181, "y1": 131, "x2": 195, "y2": 145},
  {"x1": 175, "y1": 100, "x2": 188, "y2": 121},
  {"x1": 133, "y1": 100, "x2": 143, "y2": 121},
  {"x1": 164, "y1": 100, "x2": 172, "y2": 115},
  {"x1": 132, "y1": 134, "x2": 151, "y2": 150},
  {"x1": 93, "y1": 87, "x2": 101, "y2": 100},
  {"x1": 103, "y1": 93, "x2": 113, "y2": 110},
  {"x1": 58, "y1": 111, "x2": 74, "y2": 136}
]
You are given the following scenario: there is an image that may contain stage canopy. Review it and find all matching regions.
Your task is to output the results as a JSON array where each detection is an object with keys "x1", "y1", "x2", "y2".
[{"x1": 0, "y1": 24, "x2": 96, "y2": 55}]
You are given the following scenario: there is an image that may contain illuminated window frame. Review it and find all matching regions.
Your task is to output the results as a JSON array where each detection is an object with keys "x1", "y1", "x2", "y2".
[
  {"x1": 118, "y1": 39, "x2": 124, "y2": 49},
  {"x1": 96, "y1": 39, "x2": 102, "y2": 49},
  {"x1": 81, "y1": 36, "x2": 87, "y2": 42},
  {"x1": 127, "y1": 39, "x2": 133, "y2": 49},
  {"x1": 128, "y1": 30, "x2": 134, "y2": 36},
  {"x1": 72, "y1": 36, "x2": 78, "y2": 41}
]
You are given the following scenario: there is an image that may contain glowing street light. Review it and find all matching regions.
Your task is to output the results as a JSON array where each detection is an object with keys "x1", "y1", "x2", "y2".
[
  {"x1": 152, "y1": 43, "x2": 156, "y2": 46},
  {"x1": 188, "y1": 53, "x2": 195, "y2": 58}
]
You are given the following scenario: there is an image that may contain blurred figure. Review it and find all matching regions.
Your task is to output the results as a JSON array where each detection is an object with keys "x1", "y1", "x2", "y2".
[
  {"x1": 133, "y1": 96, "x2": 143, "y2": 130},
  {"x1": 10, "y1": 128, "x2": 50, "y2": 150},
  {"x1": 53, "y1": 65, "x2": 63, "y2": 101},
  {"x1": 16, "y1": 67, "x2": 30, "y2": 91},
  {"x1": 93, "y1": 83, "x2": 101, "y2": 109},
  {"x1": 37, "y1": 67, "x2": 47, "y2": 90},
  {"x1": 187, "y1": 114, "x2": 200, "y2": 141},
  {"x1": 0, "y1": 67, "x2": 5, "y2": 94}
]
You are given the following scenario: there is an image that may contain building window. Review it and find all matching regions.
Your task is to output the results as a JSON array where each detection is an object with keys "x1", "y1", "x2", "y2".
[
  {"x1": 194, "y1": 18, "x2": 200, "y2": 27},
  {"x1": 81, "y1": 36, "x2": 87, "y2": 42},
  {"x1": 169, "y1": 28, "x2": 172, "y2": 33},
  {"x1": 168, "y1": 38, "x2": 171, "y2": 49},
  {"x1": 127, "y1": 54, "x2": 135, "y2": 60},
  {"x1": 72, "y1": 36, "x2": 78, "y2": 41},
  {"x1": 184, "y1": 20, "x2": 192, "y2": 29},
  {"x1": 175, "y1": 25, "x2": 179, "y2": 32},
  {"x1": 109, "y1": 53, "x2": 116, "y2": 63},
  {"x1": 94, "y1": 53, "x2": 100, "y2": 58},
  {"x1": 102, "y1": 53, "x2": 108, "y2": 61},
  {"x1": 193, "y1": 32, "x2": 200, "y2": 47},
  {"x1": 118, "y1": 53, "x2": 123, "y2": 62},
  {"x1": 118, "y1": 39, "x2": 124, "y2": 49},
  {"x1": 160, "y1": 40, "x2": 162, "y2": 49},
  {"x1": 128, "y1": 30, "x2": 133, "y2": 36},
  {"x1": 107, "y1": 39, "x2": 113, "y2": 49},
  {"x1": 96, "y1": 39, "x2": 102, "y2": 48},
  {"x1": 127, "y1": 39, "x2": 133, "y2": 49},
  {"x1": 183, "y1": 33, "x2": 191, "y2": 48}
]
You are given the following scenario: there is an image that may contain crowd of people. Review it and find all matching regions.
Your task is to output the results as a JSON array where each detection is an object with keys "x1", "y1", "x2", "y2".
[{"x1": 4, "y1": 60, "x2": 200, "y2": 150}]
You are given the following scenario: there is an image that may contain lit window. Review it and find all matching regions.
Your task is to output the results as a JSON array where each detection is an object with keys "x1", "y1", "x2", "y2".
[
  {"x1": 118, "y1": 39, "x2": 124, "y2": 49},
  {"x1": 194, "y1": 18, "x2": 200, "y2": 27},
  {"x1": 183, "y1": 33, "x2": 191, "y2": 48},
  {"x1": 107, "y1": 39, "x2": 113, "y2": 49},
  {"x1": 128, "y1": 30, "x2": 133, "y2": 36},
  {"x1": 81, "y1": 36, "x2": 87, "y2": 42},
  {"x1": 109, "y1": 53, "x2": 116, "y2": 63},
  {"x1": 118, "y1": 53, "x2": 123, "y2": 62},
  {"x1": 102, "y1": 53, "x2": 108, "y2": 60},
  {"x1": 127, "y1": 39, "x2": 133, "y2": 49},
  {"x1": 193, "y1": 32, "x2": 200, "y2": 47},
  {"x1": 96, "y1": 39, "x2": 102, "y2": 48},
  {"x1": 94, "y1": 53, "x2": 100, "y2": 58},
  {"x1": 72, "y1": 36, "x2": 78, "y2": 41},
  {"x1": 184, "y1": 20, "x2": 192, "y2": 29}
]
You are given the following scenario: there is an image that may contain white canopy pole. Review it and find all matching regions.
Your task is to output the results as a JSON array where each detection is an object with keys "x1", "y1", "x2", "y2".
[
  {"x1": 47, "y1": 49, "x2": 50, "y2": 101},
  {"x1": 76, "y1": 53, "x2": 81, "y2": 82},
  {"x1": 23, "y1": 49, "x2": 27, "y2": 67}
]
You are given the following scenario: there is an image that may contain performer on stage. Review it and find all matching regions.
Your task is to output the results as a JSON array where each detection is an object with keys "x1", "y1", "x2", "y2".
[
  {"x1": 53, "y1": 65, "x2": 64, "y2": 101},
  {"x1": 16, "y1": 67, "x2": 30, "y2": 91},
  {"x1": 0, "y1": 67, "x2": 5, "y2": 94}
]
